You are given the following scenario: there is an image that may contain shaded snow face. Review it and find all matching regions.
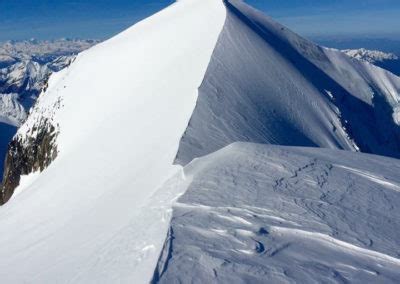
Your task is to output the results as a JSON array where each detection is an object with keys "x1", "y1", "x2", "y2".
[
  {"x1": 175, "y1": 0, "x2": 400, "y2": 164},
  {"x1": 156, "y1": 143, "x2": 400, "y2": 283}
]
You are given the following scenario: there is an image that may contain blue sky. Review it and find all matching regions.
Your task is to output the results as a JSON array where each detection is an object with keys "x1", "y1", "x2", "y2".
[
  {"x1": 250, "y1": 0, "x2": 400, "y2": 38},
  {"x1": 0, "y1": 0, "x2": 399, "y2": 41}
]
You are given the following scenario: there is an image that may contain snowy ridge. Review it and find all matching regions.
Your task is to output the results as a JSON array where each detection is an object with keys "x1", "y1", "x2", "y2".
[
  {"x1": 175, "y1": 0, "x2": 400, "y2": 164},
  {"x1": 0, "y1": 0, "x2": 400, "y2": 282}
]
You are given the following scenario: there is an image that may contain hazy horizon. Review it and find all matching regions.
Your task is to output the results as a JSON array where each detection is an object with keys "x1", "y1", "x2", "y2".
[{"x1": 1, "y1": 0, "x2": 399, "y2": 43}]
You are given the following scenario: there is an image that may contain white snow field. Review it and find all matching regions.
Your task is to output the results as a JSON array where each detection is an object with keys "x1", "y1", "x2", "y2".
[
  {"x1": 156, "y1": 143, "x2": 400, "y2": 283},
  {"x1": 0, "y1": 0, "x2": 400, "y2": 283}
]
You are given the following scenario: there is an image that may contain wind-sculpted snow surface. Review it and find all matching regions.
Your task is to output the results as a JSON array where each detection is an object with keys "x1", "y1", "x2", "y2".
[
  {"x1": 175, "y1": 0, "x2": 400, "y2": 164},
  {"x1": 156, "y1": 143, "x2": 400, "y2": 283}
]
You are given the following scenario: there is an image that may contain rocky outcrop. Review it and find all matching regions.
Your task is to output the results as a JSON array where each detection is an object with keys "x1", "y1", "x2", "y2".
[
  {"x1": 0, "y1": 41, "x2": 76, "y2": 204},
  {"x1": 0, "y1": 118, "x2": 58, "y2": 204}
]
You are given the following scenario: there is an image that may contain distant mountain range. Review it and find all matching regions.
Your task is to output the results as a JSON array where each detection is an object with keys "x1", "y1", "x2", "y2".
[{"x1": 313, "y1": 36, "x2": 400, "y2": 55}]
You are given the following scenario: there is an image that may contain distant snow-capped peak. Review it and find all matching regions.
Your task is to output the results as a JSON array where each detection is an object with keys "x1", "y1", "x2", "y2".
[{"x1": 343, "y1": 48, "x2": 398, "y2": 63}]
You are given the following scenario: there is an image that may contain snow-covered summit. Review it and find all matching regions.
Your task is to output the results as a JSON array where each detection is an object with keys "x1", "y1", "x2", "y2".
[{"x1": 0, "y1": 0, "x2": 400, "y2": 283}]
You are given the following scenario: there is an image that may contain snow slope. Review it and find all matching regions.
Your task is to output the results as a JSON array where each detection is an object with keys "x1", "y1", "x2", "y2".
[
  {"x1": 0, "y1": 0, "x2": 400, "y2": 283},
  {"x1": 156, "y1": 143, "x2": 400, "y2": 283},
  {"x1": 0, "y1": 0, "x2": 225, "y2": 282}
]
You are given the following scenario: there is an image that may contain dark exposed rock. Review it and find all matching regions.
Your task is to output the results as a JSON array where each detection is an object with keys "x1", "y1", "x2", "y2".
[{"x1": 0, "y1": 118, "x2": 58, "y2": 204}]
